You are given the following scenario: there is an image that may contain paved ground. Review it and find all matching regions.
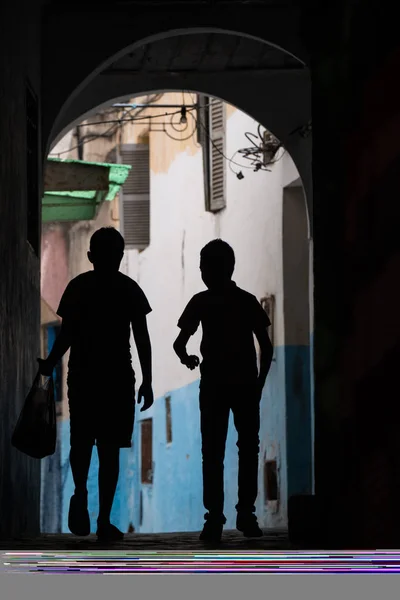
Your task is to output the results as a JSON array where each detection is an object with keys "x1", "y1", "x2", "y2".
[{"x1": 0, "y1": 528, "x2": 290, "y2": 551}]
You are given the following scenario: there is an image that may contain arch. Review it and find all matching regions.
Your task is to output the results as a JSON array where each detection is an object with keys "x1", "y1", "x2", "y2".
[{"x1": 43, "y1": 18, "x2": 308, "y2": 158}]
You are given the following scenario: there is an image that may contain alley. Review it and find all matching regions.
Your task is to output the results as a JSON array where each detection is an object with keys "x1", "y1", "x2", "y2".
[{"x1": 3, "y1": 0, "x2": 400, "y2": 551}]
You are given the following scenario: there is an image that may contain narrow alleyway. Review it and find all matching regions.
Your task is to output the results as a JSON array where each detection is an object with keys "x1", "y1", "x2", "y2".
[{"x1": 0, "y1": 528, "x2": 289, "y2": 551}]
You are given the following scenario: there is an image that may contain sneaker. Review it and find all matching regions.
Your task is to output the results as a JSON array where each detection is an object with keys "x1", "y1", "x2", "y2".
[
  {"x1": 96, "y1": 522, "x2": 124, "y2": 542},
  {"x1": 199, "y1": 520, "x2": 223, "y2": 543},
  {"x1": 236, "y1": 513, "x2": 263, "y2": 538},
  {"x1": 199, "y1": 514, "x2": 225, "y2": 543},
  {"x1": 68, "y1": 493, "x2": 90, "y2": 537}
]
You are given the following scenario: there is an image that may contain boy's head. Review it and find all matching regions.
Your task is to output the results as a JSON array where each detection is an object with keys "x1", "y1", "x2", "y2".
[
  {"x1": 88, "y1": 227, "x2": 125, "y2": 272},
  {"x1": 200, "y1": 239, "x2": 235, "y2": 289}
]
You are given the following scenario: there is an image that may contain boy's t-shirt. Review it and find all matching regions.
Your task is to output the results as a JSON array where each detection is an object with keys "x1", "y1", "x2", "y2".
[
  {"x1": 177, "y1": 281, "x2": 270, "y2": 383},
  {"x1": 57, "y1": 270, "x2": 151, "y2": 377}
]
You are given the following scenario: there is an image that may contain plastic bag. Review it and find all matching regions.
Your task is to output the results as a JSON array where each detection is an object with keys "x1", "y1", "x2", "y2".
[{"x1": 11, "y1": 371, "x2": 56, "y2": 459}]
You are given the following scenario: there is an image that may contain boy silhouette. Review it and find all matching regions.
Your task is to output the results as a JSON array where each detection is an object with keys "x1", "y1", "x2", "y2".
[
  {"x1": 38, "y1": 227, "x2": 154, "y2": 542},
  {"x1": 173, "y1": 239, "x2": 273, "y2": 543}
]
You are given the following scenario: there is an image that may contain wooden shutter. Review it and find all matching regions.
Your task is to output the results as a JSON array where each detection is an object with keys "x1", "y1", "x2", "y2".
[
  {"x1": 209, "y1": 98, "x2": 226, "y2": 212},
  {"x1": 119, "y1": 143, "x2": 150, "y2": 249},
  {"x1": 197, "y1": 94, "x2": 211, "y2": 209},
  {"x1": 165, "y1": 396, "x2": 172, "y2": 444},
  {"x1": 141, "y1": 418, "x2": 153, "y2": 484}
]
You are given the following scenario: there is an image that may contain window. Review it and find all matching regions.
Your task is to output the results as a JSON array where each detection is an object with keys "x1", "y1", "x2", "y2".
[
  {"x1": 141, "y1": 418, "x2": 153, "y2": 484},
  {"x1": 118, "y1": 142, "x2": 150, "y2": 249},
  {"x1": 165, "y1": 396, "x2": 172, "y2": 444},
  {"x1": 197, "y1": 95, "x2": 226, "y2": 212},
  {"x1": 26, "y1": 82, "x2": 40, "y2": 255},
  {"x1": 264, "y1": 459, "x2": 278, "y2": 503}
]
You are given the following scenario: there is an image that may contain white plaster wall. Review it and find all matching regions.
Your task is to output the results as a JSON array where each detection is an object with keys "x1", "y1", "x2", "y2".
[{"x1": 124, "y1": 106, "x2": 300, "y2": 400}]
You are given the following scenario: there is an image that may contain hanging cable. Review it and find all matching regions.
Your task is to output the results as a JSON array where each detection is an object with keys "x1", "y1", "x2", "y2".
[
  {"x1": 191, "y1": 110, "x2": 256, "y2": 172},
  {"x1": 49, "y1": 105, "x2": 196, "y2": 157}
]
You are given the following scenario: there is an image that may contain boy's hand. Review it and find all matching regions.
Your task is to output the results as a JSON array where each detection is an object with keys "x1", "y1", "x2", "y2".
[
  {"x1": 182, "y1": 355, "x2": 200, "y2": 370},
  {"x1": 138, "y1": 382, "x2": 154, "y2": 412},
  {"x1": 37, "y1": 358, "x2": 54, "y2": 377}
]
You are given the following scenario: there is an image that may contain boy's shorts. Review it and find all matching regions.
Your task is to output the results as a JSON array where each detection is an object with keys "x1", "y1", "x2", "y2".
[{"x1": 67, "y1": 368, "x2": 136, "y2": 448}]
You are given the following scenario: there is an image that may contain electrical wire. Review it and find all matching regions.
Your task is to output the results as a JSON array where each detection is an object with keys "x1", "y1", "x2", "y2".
[
  {"x1": 50, "y1": 108, "x2": 132, "y2": 157},
  {"x1": 70, "y1": 107, "x2": 195, "y2": 128},
  {"x1": 162, "y1": 107, "x2": 198, "y2": 141},
  {"x1": 50, "y1": 90, "x2": 308, "y2": 172},
  {"x1": 76, "y1": 103, "x2": 141, "y2": 148},
  {"x1": 191, "y1": 93, "x2": 307, "y2": 174},
  {"x1": 49, "y1": 105, "x2": 196, "y2": 157},
  {"x1": 236, "y1": 122, "x2": 283, "y2": 171},
  {"x1": 189, "y1": 93, "x2": 283, "y2": 173},
  {"x1": 50, "y1": 94, "x2": 163, "y2": 157},
  {"x1": 191, "y1": 110, "x2": 257, "y2": 171}
]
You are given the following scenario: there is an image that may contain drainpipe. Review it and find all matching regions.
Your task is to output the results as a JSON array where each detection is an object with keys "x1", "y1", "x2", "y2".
[{"x1": 75, "y1": 125, "x2": 83, "y2": 160}]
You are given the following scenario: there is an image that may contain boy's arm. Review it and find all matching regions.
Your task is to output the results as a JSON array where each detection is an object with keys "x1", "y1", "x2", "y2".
[
  {"x1": 38, "y1": 319, "x2": 73, "y2": 376},
  {"x1": 173, "y1": 330, "x2": 199, "y2": 370},
  {"x1": 254, "y1": 325, "x2": 274, "y2": 393},
  {"x1": 174, "y1": 295, "x2": 201, "y2": 370},
  {"x1": 132, "y1": 315, "x2": 152, "y2": 384},
  {"x1": 132, "y1": 315, "x2": 154, "y2": 411}
]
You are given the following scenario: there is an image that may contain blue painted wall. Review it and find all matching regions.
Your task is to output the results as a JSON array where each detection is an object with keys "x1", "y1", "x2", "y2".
[
  {"x1": 40, "y1": 325, "x2": 62, "y2": 534},
  {"x1": 57, "y1": 343, "x2": 312, "y2": 533},
  {"x1": 257, "y1": 346, "x2": 288, "y2": 527}
]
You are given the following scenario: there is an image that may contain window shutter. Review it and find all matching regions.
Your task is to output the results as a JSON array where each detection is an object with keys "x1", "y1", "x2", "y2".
[
  {"x1": 119, "y1": 143, "x2": 150, "y2": 249},
  {"x1": 197, "y1": 94, "x2": 211, "y2": 209},
  {"x1": 141, "y1": 418, "x2": 153, "y2": 484},
  {"x1": 209, "y1": 98, "x2": 226, "y2": 212}
]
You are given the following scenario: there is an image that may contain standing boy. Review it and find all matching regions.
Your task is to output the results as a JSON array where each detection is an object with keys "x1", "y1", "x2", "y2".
[
  {"x1": 173, "y1": 239, "x2": 273, "y2": 543},
  {"x1": 39, "y1": 227, "x2": 154, "y2": 542}
]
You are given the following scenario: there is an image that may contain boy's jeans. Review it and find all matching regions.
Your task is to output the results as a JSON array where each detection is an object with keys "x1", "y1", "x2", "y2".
[{"x1": 199, "y1": 379, "x2": 261, "y2": 522}]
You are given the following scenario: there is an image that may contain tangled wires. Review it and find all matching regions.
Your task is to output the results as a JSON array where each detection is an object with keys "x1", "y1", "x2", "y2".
[{"x1": 237, "y1": 124, "x2": 282, "y2": 171}]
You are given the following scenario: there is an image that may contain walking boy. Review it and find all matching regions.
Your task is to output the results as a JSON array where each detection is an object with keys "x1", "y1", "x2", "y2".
[
  {"x1": 39, "y1": 227, "x2": 154, "y2": 542},
  {"x1": 173, "y1": 239, "x2": 273, "y2": 543}
]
